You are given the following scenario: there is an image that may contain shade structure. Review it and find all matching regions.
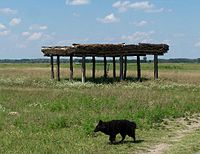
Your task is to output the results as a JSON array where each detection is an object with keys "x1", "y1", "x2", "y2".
[
  {"x1": 41, "y1": 43, "x2": 169, "y2": 83},
  {"x1": 42, "y1": 43, "x2": 169, "y2": 57}
]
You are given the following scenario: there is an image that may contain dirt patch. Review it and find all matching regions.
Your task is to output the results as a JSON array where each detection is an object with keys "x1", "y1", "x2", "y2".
[
  {"x1": 147, "y1": 143, "x2": 169, "y2": 154},
  {"x1": 142, "y1": 115, "x2": 200, "y2": 154}
]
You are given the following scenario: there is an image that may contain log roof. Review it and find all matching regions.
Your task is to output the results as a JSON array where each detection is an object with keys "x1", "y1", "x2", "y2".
[{"x1": 41, "y1": 43, "x2": 169, "y2": 57}]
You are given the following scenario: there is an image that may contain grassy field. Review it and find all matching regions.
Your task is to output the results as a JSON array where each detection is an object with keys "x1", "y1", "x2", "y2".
[{"x1": 0, "y1": 63, "x2": 200, "y2": 153}]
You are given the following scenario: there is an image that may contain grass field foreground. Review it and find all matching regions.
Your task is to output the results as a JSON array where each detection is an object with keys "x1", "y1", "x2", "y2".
[{"x1": 0, "y1": 63, "x2": 200, "y2": 153}]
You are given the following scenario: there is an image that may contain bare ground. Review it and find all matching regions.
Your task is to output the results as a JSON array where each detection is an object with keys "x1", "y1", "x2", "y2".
[{"x1": 141, "y1": 114, "x2": 200, "y2": 154}]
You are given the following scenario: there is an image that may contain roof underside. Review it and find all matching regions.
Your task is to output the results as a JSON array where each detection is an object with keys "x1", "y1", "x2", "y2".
[{"x1": 41, "y1": 43, "x2": 169, "y2": 57}]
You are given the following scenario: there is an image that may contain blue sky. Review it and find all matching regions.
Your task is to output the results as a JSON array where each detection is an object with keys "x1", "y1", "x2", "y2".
[{"x1": 0, "y1": 0, "x2": 200, "y2": 59}]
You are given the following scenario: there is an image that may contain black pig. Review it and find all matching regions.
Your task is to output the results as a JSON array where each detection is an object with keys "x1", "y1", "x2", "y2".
[{"x1": 94, "y1": 120, "x2": 136, "y2": 144}]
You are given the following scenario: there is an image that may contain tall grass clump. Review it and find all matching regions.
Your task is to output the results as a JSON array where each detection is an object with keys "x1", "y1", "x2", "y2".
[{"x1": 49, "y1": 116, "x2": 70, "y2": 129}]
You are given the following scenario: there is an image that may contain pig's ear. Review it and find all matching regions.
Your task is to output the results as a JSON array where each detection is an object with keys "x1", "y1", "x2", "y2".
[{"x1": 99, "y1": 120, "x2": 103, "y2": 124}]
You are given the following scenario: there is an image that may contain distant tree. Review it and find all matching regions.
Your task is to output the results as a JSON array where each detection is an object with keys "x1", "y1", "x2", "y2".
[
  {"x1": 143, "y1": 56, "x2": 147, "y2": 63},
  {"x1": 197, "y1": 58, "x2": 200, "y2": 63}
]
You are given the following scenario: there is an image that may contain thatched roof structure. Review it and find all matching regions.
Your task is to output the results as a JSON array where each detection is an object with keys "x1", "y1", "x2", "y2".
[
  {"x1": 41, "y1": 43, "x2": 169, "y2": 57},
  {"x1": 41, "y1": 43, "x2": 169, "y2": 82}
]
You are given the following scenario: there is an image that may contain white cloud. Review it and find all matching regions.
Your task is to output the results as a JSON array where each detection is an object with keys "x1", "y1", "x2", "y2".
[
  {"x1": 21, "y1": 24, "x2": 50, "y2": 42},
  {"x1": 194, "y1": 41, "x2": 200, "y2": 48},
  {"x1": 28, "y1": 32, "x2": 43, "y2": 41},
  {"x1": 113, "y1": 1, "x2": 171, "y2": 13},
  {"x1": 22, "y1": 32, "x2": 31, "y2": 36},
  {"x1": 97, "y1": 13, "x2": 120, "y2": 24},
  {"x1": 26, "y1": 32, "x2": 53, "y2": 41},
  {"x1": 9, "y1": 18, "x2": 21, "y2": 26},
  {"x1": 129, "y1": 1, "x2": 154, "y2": 11},
  {"x1": 0, "y1": 23, "x2": 10, "y2": 37},
  {"x1": 42, "y1": 33, "x2": 54, "y2": 40},
  {"x1": 161, "y1": 39, "x2": 172, "y2": 45},
  {"x1": 0, "y1": 8, "x2": 17, "y2": 15},
  {"x1": 112, "y1": 1, "x2": 130, "y2": 12},
  {"x1": 29, "y1": 24, "x2": 48, "y2": 30},
  {"x1": 0, "y1": 23, "x2": 7, "y2": 30},
  {"x1": 121, "y1": 31, "x2": 155, "y2": 42},
  {"x1": 66, "y1": 0, "x2": 90, "y2": 5},
  {"x1": 147, "y1": 8, "x2": 164, "y2": 13},
  {"x1": 134, "y1": 20, "x2": 148, "y2": 27},
  {"x1": 39, "y1": 25, "x2": 48, "y2": 30},
  {"x1": 0, "y1": 30, "x2": 10, "y2": 36}
]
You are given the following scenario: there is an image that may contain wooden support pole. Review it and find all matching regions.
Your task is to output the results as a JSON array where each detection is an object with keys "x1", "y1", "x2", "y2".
[
  {"x1": 124, "y1": 56, "x2": 127, "y2": 80},
  {"x1": 92, "y1": 56, "x2": 95, "y2": 80},
  {"x1": 120, "y1": 55, "x2": 123, "y2": 81},
  {"x1": 82, "y1": 56, "x2": 86, "y2": 83},
  {"x1": 137, "y1": 56, "x2": 141, "y2": 82},
  {"x1": 57, "y1": 56, "x2": 60, "y2": 81},
  {"x1": 104, "y1": 56, "x2": 107, "y2": 78},
  {"x1": 113, "y1": 57, "x2": 116, "y2": 79},
  {"x1": 50, "y1": 56, "x2": 54, "y2": 79},
  {"x1": 154, "y1": 54, "x2": 158, "y2": 80},
  {"x1": 69, "y1": 55, "x2": 73, "y2": 81}
]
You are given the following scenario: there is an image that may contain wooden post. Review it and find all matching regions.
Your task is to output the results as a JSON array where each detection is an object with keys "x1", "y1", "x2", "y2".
[
  {"x1": 124, "y1": 56, "x2": 127, "y2": 80},
  {"x1": 154, "y1": 54, "x2": 158, "y2": 80},
  {"x1": 82, "y1": 56, "x2": 86, "y2": 83},
  {"x1": 120, "y1": 55, "x2": 123, "y2": 81},
  {"x1": 104, "y1": 56, "x2": 107, "y2": 78},
  {"x1": 113, "y1": 57, "x2": 116, "y2": 79},
  {"x1": 57, "y1": 56, "x2": 60, "y2": 81},
  {"x1": 137, "y1": 56, "x2": 141, "y2": 82},
  {"x1": 50, "y1": 55, "x2": 54, "y2": 79},
  {"x1": 92, "y1": 56, "x2": 95, "y2": 80},
  {"x1": 69, "y1": 55, "x2": 73, "y2": 81}
]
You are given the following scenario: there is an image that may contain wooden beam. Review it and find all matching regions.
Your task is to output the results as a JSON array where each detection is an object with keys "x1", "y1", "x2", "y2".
[
  {"x1": 63, "y1": 53, "x2": 147, "y2": 57},
  {"x1": 124, "y1": 56, "x2": 127, "y2": 80},
  {"x1": 92, "y1": 56, "x2": 95, "y2": 80},
  {"x1": 82, "y1": 56, "x2": 86, "y2": 83},
  {"x1": 69, "y1": 55, "x2": 73, "y2": 81},
  {"x1": 120, "y1": 55, "x2": 123, "y2": 81},
  {"x1": 104, "y1": 56, "x2": 107, "y2": 78},
  {"x1": 57, "y1": 56, "x2": 60, "y2": 81},
  {"x1": 154, "y1": 54, "x2": 158, "y2": 80},
  {"x1": 137, "y1": 56, "x2": 141, "y2": 82},
  {"x1": 50, "y1": 56, "x2": 54, "y2": 79},
  {"x1": 113, "y1": 57, "x2": 116, "y2": 79}
]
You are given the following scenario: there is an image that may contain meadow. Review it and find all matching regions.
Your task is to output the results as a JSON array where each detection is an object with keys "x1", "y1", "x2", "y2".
[{"x1": 0, "y1": 62, "x2": 200, "y2": 154}]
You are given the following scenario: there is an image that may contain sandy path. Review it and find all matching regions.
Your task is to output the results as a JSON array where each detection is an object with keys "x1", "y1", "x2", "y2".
[{"x1": 143, "y1": 115, "x2": 200, "y2": 154}]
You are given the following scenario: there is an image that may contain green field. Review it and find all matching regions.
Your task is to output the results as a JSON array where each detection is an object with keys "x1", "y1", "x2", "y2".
[{"x1": 0, "y1": 63, "x2": 200, "y2": 153}]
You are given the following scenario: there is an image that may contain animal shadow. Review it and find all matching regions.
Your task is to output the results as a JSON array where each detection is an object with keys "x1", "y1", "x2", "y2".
[{"x1": 111, "y1": 139, "x2": 144, "y2": 145}]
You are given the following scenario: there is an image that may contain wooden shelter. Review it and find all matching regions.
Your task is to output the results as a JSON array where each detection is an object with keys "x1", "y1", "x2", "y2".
[{"x1": 41, "y1": 43, "x2": 169, "y2": 83}]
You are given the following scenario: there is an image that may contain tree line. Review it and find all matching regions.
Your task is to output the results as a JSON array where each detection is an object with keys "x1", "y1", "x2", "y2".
[{"x1": 0, "y1": 58, "x2": 200, "y2": 63}]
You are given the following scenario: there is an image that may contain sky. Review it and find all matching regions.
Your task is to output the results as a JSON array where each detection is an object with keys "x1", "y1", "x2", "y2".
[{"x1": 0, "y1": 0, "x2": 200, "y2": 59}]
